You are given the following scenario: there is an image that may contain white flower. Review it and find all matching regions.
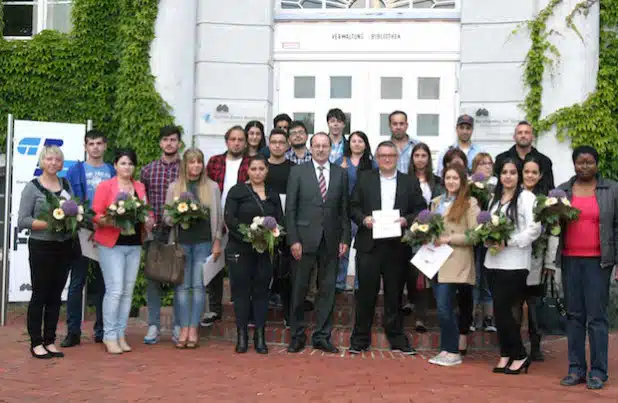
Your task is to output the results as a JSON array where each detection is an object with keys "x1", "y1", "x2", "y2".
[
  {"x1": 78, "y1": 206, "x2": 84, "y2": 215},
  {"x1": 177, "y1": 202, "x2": 189, "y2": 213},
  {"x1": 190, "y1": 203, "x2": 198, "y2": 211},
  {"x1": 59, "y1": 199, "x2": 66, "y2": 206},
  {"x1": 117, "y1": 207, "x2": 126, "y2": 215},
  {"x1": 410, "y1": 222, "x2": 419, "y2": 232},
  {"x1": 76, "y1": 214, "x2": 84, "y2": 222},
  {"x1": 417, "y1": 224, "x2": 429, "y2": 233},
  {"x1": 52, "y1": 208, "x2": 65, "y2": 220},
  {"x1": 474, "y1": 182, "x2": 485, "y2": 189},
  {"x1": 272, "y1": 227, "x2": 281, "y2": 237},
  {"x1": 545, "y1": 197, "x2": 558, "y2": 207},
  {"x1": 475, "y1": 224, "x2": 484, "y2": 231},
  {"x1": 561, "y1": 197, "x2": 571, "y2": 207},
  {"x1": 135, "y1": 202, "x2": 141, "y2": 208},
  {"x1": 491, "y1": 215, "x2": 500, "y2": 226},
  {"x1": 108, "y1": 203, "x2": 117, "y2": 211},
  {"x1": 253, "y1": 216, "x2": 261, "y2": 224},
  {"x1": 118, "y1": 200, "x2": 125, "y2": 207},
  {"x1": 174, "y1": 197, "x2": 180, "y2": 202},
  {"x1": 250, "y1": 222, "x2": 259, "y2": 231}
]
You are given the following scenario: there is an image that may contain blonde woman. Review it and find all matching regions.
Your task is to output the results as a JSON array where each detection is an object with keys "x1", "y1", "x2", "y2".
[
  {"x1": 18, "y1": 146, "x2": 79, "y2": 359},
  {"x1": 164, "y1": 148, "x2": 223, "y2": 348},
  {"x1": 428, "y1": 163, "x2": 480, "y2": 366}
]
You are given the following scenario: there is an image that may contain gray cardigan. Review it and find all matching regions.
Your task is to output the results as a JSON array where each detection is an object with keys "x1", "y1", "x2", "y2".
[
  {"x1": 18, "y1": 178, "x2": 75, "y2": 242},
  {"x1": 555, "y1": 176, "x2": 618, "y2": 268}
]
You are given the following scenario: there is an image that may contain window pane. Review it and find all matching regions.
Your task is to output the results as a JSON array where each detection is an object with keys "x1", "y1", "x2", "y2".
[
  {"x1": 293, "y1": 112, "x2": 315, "y2": 134},
  {"x1": 417, "y1": 114, "x2": 440, "y2": 136},
  {"x1": 380, "y1": 113, "x2": 391, "y2": 136},
  {"x1": 330, "y1": 76, "x2": 352, "y2": 99},
  {"x1": 2, "y1": 4, "x2": 35, "y2": 37},
  {"x1": 294, "y1": 76, "x2": 315, "y2": 99},
  {"x1": 344, "y1": 113, "x2": 352, "y2": 135},
  {"x1": 418, "y1": 77, "x2": 440, "y2": 99},
  {"x1": 47, "y1": 3, "x2": 73, "y2": 33},
  {"x1": 282, "y1": 0, "x2": 323, "y2": 9},
  {"x1": 381, "y1": 77, "x2": 402, "y2": 100}
]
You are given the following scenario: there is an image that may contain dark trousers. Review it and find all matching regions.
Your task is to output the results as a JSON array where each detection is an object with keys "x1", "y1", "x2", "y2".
[
  {"x1": 456, "y1": 284, "x2": 473, "y2": 335},
  {"x1": 487, "y1": 269, "x2": 528, "y2": 360},
  {"x1": 290, "y1": 238, "x2": 338, "y2": 344},
  {"x1": 227, "y1": 245, "x2": 273, "y2": 329},
  {"x1": 206, "y1": 270, "x2": 224, "y2": 316},
  {"x1": 404, "y1": 264, "x2": 430, "y2": 319},
  {"x1": 66, "y1": 256, "x2": 105, "y2": 338},
  {"x1": 351, "y1": 241, "x2": 409, "y2": 349},
  {"x1": 27, "y1": 238, "x2": 73, "y2": 348},
  {"x1": 521, "y1": 285, "x2": 543, "y2": 351},
  {"x1": 562, "y1": 256, "x2": 610, "y2": 381}
]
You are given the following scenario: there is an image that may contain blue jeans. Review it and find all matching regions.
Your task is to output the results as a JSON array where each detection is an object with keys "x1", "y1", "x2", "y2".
[
  {"x1": 99, "y1": 245, "x2": 142, "y2": 341},
  {"x1": 473, "y1": 246, "x2": 492, "y2": 306},
  {"x1": 432, "y1": 281, "x2": 459, "y2": 354},
  {"x1": 176, "y1": 242, "x2": 211, "y2": 327},
  {"x1": 146, "y1": 278, "x2": 180, "y2": 329},
  {"x1": 336, "y1": 221, "x2": 358, "y2": 290},
  {"x1": 66, "y1": 256, "x2": 105, "y2": 338},
  {"x1": 562, "y1": 256, "x2": 610, "y2": 381}
]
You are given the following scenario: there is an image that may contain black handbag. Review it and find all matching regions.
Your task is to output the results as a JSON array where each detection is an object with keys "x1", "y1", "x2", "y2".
[
  {"x1": 535, "y1": 273, "x2": 567, "y2": 336},
  {"x1": 144, "y1": 226, "x2": 185, "y2": 285}
]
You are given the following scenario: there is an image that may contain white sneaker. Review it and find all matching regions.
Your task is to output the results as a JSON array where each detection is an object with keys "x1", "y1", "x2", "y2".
[
  {"x1": 143, "y1": 325, "x2": 159, "y2": 345},
  {"x1": 172, "y1": 326, "x2": 181, "y2": 344},
  {"x1": 429, "y1": 352, "x2": 463, "y2": 367},
  {"x1": 428, "y1": 351, "x2": 448, "y2": 365}
]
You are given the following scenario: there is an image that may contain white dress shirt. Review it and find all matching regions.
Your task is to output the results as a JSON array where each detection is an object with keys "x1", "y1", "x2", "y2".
[
  {"x1": 379, "y1": 171, "x2": 397, "y2": 210},
  {"x1": 312, "y1": 159, "x2": 330, "y2": 190}
]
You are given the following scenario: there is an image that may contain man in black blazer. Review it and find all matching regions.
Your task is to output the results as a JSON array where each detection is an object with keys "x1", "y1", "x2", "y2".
[
  {"x1": 286, "y1": 132, "x2": 351, "y2": 353},
  {"x1": 349, "y1": 141, "x2": 426, "y2": 354}
]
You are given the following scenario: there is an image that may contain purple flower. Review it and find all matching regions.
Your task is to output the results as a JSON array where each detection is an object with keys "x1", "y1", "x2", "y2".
[
  {"x1": 548, "y1": 189, "x2": 567, "y2": 198},
  {"x1": 416, "y1": 209, "x2": 433, "y2": 224},
  {"x1": 116, "y1": 192, "x2": 129, "y2": 202},
  {"x1": 477, "y1": 211, "x2": 492, "y2": 224},
  {"x1": 179, "y1": 192, "x2": 194, "y2": 201},
  {"x1": 61, "y1": 200, "x2": 79, "y2": 217},
  {"x1": 262, "y1": 216, "x2": 277, "y2": 230},
  {"x1": 471, "y1": 172, "x2": 486, "y2": 182}
]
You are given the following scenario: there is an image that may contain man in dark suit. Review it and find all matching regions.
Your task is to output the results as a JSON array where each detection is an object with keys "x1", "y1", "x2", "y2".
[
  {"x1": 286, "y1": 132, "x2": 351, "y2": 353},
  {"x1": 349, "y1": 141, "x2": 426, "y2": 355}
]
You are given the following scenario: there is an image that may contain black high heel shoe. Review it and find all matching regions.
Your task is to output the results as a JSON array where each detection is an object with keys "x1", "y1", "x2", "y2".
[
  {"x1": 44, "y1": 345, "x2": 65, "y2": 358},
  {"x1": 30, "y1": 346, "x2": 53, "y2": 359},
  {"x1": 492, "y1": 358, "x2": 513, "y2": 373},
  {"x1": 504, "y1": 357, "x2": 531, "y2": 375}
]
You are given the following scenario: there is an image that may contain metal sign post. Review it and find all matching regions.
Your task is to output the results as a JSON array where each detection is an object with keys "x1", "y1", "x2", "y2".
[
  {"x1": 1, "y1": 114, "x2": 15, "y2": 326},
  {"x1": 81, "y1": 120, "x2": 93, "y2": 323}
]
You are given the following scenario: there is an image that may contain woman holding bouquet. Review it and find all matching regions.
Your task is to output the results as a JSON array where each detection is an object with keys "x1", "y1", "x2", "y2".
[
  {"x1": 428, "y1": 163, "x2": 480, "y2": 367},
  {"x1": 557, "y1": 146, "x2": 618, "y2": 390},
  {"x1": 18, "y1": 146, "x2": 79, "y2": 359},
  {"x1": 92, "y1": 149, "x2": 154, "y2": 354},
  {"x1": 484, "y1": 158, "x2": 541, "y2": 374},
  {"x1": 224, "y1": 154, "x2": 284, "y2": 354},
  {"x1": 164, "y1": 148, "x2": 223, "y2": 348}
]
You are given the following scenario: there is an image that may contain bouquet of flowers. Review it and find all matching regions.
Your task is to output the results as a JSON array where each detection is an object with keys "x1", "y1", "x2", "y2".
[
  {"x1": 468, "y1": 172, "x2": 491, "y2": 209},
  {"x1": 466, "y1": 211, "x2": 515, "y2": 255},
  {"x1": 164, "y1": 191, "x2": 210, "y2": 230},
  {"x1": 38, "y1": 195, "x2": 92, "y2": 236},
  {"x1": 238, "y1": 216, "x2": 284, "y2": 256},
  {"x1": 104, "y1": 192, "x2": 152, "y2": 235},
  {"x1": 532, "y1": 188, "x2": 580, "y2": 257},
  {"x1": 401, "y1": 209, "x2": 445, "y2": 247}
]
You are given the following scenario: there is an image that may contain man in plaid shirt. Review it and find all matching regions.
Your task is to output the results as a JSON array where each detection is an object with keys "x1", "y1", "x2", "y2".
[
  {"x1": 201, "y1": 125, "x2": 250, "y2": 326},
  {"x1": 141, "y1": 125, "x2": 182, "y2": 345},
  {"x1": 285, "y1": 121, "x2": 312, "y2": 165}
]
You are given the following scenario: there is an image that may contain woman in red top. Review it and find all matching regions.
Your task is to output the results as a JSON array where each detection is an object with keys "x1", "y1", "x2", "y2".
[
  {"x1": 92, "y1": 149, "x2": 154, "y2": 354},
  {"x1": 556, "y1": 146, "x2": 618, "y2": 390}
]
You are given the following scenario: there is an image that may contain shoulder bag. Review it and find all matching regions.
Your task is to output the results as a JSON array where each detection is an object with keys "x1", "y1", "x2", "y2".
[
  {"x1": 144, "y1": 226, "x2": 185, "y2": 285},
  {"x1": 535, "y1": 272, "x2": 567, "y2": 336}
]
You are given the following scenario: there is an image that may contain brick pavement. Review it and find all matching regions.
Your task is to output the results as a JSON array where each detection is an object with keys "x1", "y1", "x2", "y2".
[{"x1": 0, "y1": 320, "x2": 617, "y2": 402}]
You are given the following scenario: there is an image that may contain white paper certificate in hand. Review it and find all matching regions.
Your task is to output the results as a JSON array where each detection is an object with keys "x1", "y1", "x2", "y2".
[
  {"x1": 411, "y1": 244, "x2": 454, "y2": 280},
  {"x1": 372, "y1": 209, "x2": 402, "y2": 239}
]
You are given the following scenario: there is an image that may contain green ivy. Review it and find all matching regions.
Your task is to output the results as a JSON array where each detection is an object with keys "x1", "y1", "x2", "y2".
[{"x1": 0, "y1": 0, "x2": 177, "y2": 309}]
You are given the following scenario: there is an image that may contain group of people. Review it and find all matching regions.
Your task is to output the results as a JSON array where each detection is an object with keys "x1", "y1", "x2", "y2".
[{"x1": 18, "y1": 108, "x2": 617, "y2": 391}]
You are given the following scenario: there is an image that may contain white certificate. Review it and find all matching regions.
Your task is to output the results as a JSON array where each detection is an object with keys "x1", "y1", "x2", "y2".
[
  {"x1": 203, "y1": 253, "x2": 225, "y2": 287},
  {"x1": 78, "y1": 229, "x2": 99, "y2": 262},
  {"x1": 279, "y1": 194, "x2": 286, "y2": 214},
  {"x1": 411, "y1": 244, "x2": 454, "y2": 280},
  {"x1": 372, "y1": 209, "x2": 402, "y2": 239}
]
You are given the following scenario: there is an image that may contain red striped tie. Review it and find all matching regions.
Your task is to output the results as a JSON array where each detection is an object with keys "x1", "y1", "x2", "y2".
[{"x1": 318, "y1": 166, "x2": 327, "y2": 202}]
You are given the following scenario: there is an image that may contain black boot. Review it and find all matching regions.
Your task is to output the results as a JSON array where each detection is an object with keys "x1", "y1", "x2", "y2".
[
  {"x1": 60, "y1": 333, "x2": 81, "y2": 348},
  {"x1": 530, "y1": 335, "x2": 544, "y2": 361},
  {"x1": 235, "y1": 327, "x2": 248, "y2": 353},
  {"x1": 254, "y1": 327, "x2": 268, "y2": 354}
]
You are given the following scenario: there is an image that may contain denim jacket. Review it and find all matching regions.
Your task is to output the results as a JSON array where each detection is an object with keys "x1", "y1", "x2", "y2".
[{"x1": 555, "y1": 176, "x2": 618, "y2": 268}]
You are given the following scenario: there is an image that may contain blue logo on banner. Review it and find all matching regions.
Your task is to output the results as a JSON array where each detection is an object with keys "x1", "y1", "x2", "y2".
[{"x1": 16, "y1": 137, "x2": 77, "y2": 177}]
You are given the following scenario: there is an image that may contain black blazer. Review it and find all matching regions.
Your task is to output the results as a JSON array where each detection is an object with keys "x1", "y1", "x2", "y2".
[
  {"x1": 350, "y1": 170, "x2": 426, "y2": 253},
  {"x1": 285, "y1": 161, "x2": 351, "y2": 255}
]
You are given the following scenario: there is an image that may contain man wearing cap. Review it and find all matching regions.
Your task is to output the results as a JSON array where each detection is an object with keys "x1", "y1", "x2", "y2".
[{"x1": 435, "y1": 114, "x2": 483, "y2": 176}]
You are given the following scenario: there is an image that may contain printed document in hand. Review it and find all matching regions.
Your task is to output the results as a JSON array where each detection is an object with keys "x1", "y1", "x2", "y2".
[
  {"x1": 203, "y1": 254, "x2": 225, "y2": 287},
  {"x1": 372, "y1": 209, "x2": 402, "y2": 239},
  {"x1": 78, "y1": 229, "x2": 98, "y2": 261},
  {"x1": 411, "y1": 244, "x2": 454, "y2": 280}
]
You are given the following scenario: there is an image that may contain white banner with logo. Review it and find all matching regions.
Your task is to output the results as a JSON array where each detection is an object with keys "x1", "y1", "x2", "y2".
[{"x1": 8, "y1": 120, "x2": 85, "y2": 302}]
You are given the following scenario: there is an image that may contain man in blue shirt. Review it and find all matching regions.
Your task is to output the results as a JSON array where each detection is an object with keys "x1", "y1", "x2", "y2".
[
  {"x1": 435, "y1": 114, "x2": 483, "y2": 176},
  {"x1": 327, "y1": 108, "x2": 347, "y2": 163},
  {"x1": 61, "y1": 130, "x2": 115, "y2": 347},
  {"x1": 389, "y1": 111, "x2": 419, "y2": 173}
]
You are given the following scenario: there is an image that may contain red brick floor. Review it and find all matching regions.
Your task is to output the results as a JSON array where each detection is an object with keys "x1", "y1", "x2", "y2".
[{"x1": 1, "y1": 320, "x2": 617, "y2": 402}]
